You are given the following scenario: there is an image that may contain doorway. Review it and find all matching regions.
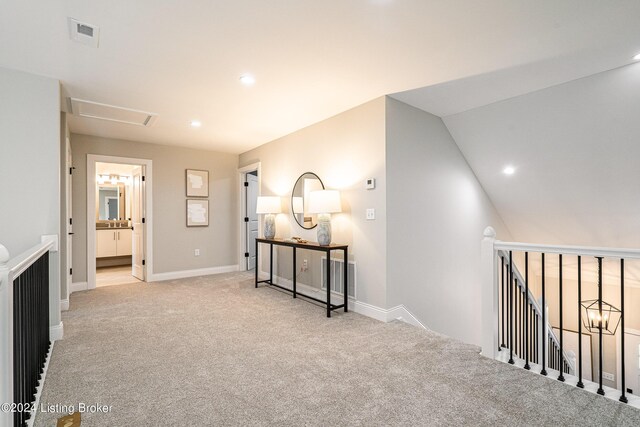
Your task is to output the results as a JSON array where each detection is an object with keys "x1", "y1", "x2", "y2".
[
  {"x1": 245, "y1": 171, "x2": 259, "y2": 270},
  {"x1": 87, "y1": 155, "x2": 153, "y2": 290},
  {"x1": 238, "y1": 163, "x2": 260, "y2": 271}
]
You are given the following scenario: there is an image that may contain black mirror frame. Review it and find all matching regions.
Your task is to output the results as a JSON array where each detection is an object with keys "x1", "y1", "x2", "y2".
[{"x1": 291, "y1": 172, "x2": 325, "y2": 230}]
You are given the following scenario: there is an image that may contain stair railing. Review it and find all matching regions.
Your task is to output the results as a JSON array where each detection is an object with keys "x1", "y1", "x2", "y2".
[
  {"x1": 497, "y1": 249, "x2": 575, "y2": 375},
  {"x1": 481, "y1": 227, "x2": 640, "y2": 404},
  {"x1": 0, "y1": 240, "x2": 55, "y2": 427}
]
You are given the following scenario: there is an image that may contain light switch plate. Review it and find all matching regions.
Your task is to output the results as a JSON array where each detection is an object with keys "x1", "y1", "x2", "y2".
[{"x1": 366, "y1": 208, "x2": 375, "y2": 220}]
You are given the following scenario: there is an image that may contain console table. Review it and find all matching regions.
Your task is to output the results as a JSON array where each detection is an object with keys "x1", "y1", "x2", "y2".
[{"x1": 255, "y1": 238, "x2": 348, "y2": 317}]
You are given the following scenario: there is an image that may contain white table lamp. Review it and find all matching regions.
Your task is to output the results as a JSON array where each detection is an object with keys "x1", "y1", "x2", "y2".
[
  {"x1": 308, "y1": 190, "x2": 341, "y2": 245},
  {"x1": 256, "y1": 196, "x2": 281, "y2": 239}
]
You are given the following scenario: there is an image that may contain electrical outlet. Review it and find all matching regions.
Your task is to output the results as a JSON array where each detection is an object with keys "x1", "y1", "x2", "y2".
[
  {"x1": 366, "y1": 208, "x2": 375, "y2": 220},
  {"x1": 194, "y1": 249, "x2": 200, "y2": 256},
  {"x1": 302, "y1": 259, "x2": 308, "y2": 271},
  {"x1": 603, "y1": 372, "x2": 614, "y2": 381}
]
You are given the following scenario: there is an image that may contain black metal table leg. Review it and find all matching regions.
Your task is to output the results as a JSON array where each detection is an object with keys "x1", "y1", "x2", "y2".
[
  {"x1": 255, "y1": 238, "x2": 258, "y2": 288},
  {"x1": 326, "y1": 249, "x2": 331, "y2": 318},
  {"x1": 344, "y1": 247, "x2": 348, "y2": 312},
  {"x1": 269, "y1": 243, "x2": 273, "y2": 285},
  {"x1": 293, "y1": 247, "x2": 297, "y2": 298}
]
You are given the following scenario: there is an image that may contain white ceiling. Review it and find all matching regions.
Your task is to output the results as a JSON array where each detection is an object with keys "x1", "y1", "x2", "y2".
[
  {"x1": 441, "y1": 62, "x2": 640, "y2": 249},
  {"x1": 2, "y1": 1, "x2": 640, "y2": 153}
]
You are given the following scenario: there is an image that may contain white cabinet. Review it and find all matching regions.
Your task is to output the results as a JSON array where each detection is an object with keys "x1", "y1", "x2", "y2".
[
  {"x1": 116, "y1": 229, "x2": 132, "y2": 256},
  {"x1": 96, "y1": 228, "x2": 132, "y2": 258}
]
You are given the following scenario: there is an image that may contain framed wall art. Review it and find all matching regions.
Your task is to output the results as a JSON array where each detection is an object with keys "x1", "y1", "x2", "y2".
[
  {"x1": 187, "y1": 199, "x2": 209, "y2": 227},
  {"x1": 186, "y1": 169, "x2": 209, "y2": 197}
]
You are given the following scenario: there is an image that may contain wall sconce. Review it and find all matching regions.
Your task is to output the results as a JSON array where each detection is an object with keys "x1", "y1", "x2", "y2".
[
  {"x1": 308, "y1": 190, "x2": 341, "y2": 246},
  {"x1": 256, "y1": 196, "x2": 281, "y2": 239}
]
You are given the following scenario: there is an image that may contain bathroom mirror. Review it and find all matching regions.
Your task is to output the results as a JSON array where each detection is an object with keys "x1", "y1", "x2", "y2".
[
  {"x1": 291, "y1": 172, "x2": 325, "y2": 229},
  {"x1": 97, "y1": 183, "x2": 126, "y2": 220}
]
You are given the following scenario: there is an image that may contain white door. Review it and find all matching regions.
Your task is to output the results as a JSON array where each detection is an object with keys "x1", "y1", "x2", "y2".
[
  {"x1": 624, "y1": 331, "x2": 640, "y2": 396},
  {"x1": 66, "y1": 138, "x2": 73, "y2": 299},
  {"x1": 246, "y1": 173, "x2": 259, "y2": 270},
  {"x1": 132, "y1": 166, "x2": 145, "y2": 280}
]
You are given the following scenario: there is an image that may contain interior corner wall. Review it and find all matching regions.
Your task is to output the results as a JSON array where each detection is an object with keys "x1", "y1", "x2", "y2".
[
  {"x1": 70, "y1": 134, "x2": 239, "y2": 282},
  {"x1": 385, "y1": 96, "x2": 510, "y2": 346},
  {"x1": 238, "y1": 97, "x2": 388, "y2": 309},
  {"x1": 0, "y1": 67, "x2": 61, "y2": 327}
]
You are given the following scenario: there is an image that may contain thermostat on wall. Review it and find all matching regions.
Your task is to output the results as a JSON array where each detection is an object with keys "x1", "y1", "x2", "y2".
[{"x1": 365, "y1": 178, "x2": 376, "y2": 190}]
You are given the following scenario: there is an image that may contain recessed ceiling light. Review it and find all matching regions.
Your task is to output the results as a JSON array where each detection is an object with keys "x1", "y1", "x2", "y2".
[
  {"x1": 190, "y1": 120, "x2": 202, "y2": 128},
  {"x1": 633, "y1": 53, "x2": 640, "y2": 61},
  {"x1": 503, "y1": 166, "x2": 515, "y2": 175},
  {"x1": 239, "y1": 74, "x2": 256, "y2": 86}
]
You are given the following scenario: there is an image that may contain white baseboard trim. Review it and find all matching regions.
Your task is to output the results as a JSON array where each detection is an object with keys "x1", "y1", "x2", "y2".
[
  {"x1": 352, "y1": 300, "x2": 388, "y2": 322},
  {"x1": 264, "y1": 274, "x2": 427, "y2": 330},
  {"x1": 60, "y1": 298, "x2": 69, "y2": 311},
  {"x1": 386, "y1": 304, "x2": 428, "y2": 329},
  {"x1": 70, "y1": 281, "x2": 88, "y2": 293},
  {"x1": 149, "y1": 264, "x2": 239, "y2": 282},
  {"x1": 50, "y1": 321, "x2": 64, "y2": 341},
  {"x1": 26, "y1": 340, "x2": 55, "y2": 427}
]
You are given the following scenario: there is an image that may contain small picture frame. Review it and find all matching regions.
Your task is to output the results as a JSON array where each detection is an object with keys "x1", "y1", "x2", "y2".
[
  {"x1": 187, "y1": 199, "x2": 209, "y2": 227},
  {"x1": 186, "y1": 169, "x2": 209, "y2": 197}
]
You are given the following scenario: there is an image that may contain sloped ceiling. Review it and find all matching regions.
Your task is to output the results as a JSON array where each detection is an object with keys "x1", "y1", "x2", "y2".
[
  {"x1": 440, "y1": 62, "x2": 640, "y2": 249},
  {"x1": 2, "y1": 0, "x2": 640, "y2": 153}
]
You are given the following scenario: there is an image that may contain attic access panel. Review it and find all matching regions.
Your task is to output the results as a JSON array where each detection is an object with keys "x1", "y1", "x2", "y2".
[{"x1": 68, "y1": 98, "x2": 158, "y2": 127}]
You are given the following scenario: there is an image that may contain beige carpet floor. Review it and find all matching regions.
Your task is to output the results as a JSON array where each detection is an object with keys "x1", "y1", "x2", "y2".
[{"x1": 35, "y1": 271, "x2": 640, "y2": 426}]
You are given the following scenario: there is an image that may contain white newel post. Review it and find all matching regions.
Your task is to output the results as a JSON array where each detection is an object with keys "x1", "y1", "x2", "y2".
[
  {"x1": 0, "y1": 243, "x2": 13, "y2": 426},
  {"x1": 481, "y1": 227, "x2": 498, "y2": 358}
]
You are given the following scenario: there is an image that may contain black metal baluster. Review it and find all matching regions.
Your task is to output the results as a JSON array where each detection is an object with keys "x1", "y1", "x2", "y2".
[
  {"x1": 620, "y1": 259, "x2": 628, "y2": 403},
  {"x1": 577, "y1": 255, "x2": 584, "y2": 388},
  {"x1": 520, "y1": 282, "x2": 524, "y2": 358},
  {"x1": 597, "y1": 257, "x2": 605, "y2": 396},
  {"x1": 558, "y1": 254, "x2": 565, "y2": 382},
  {"x1": 515, "y1": 279, "x2": 519, "y2": 358},
  {"x1": 524, "y1": 252, "x2": 530, "y2": 369},
  {"x1": 501, "y1": 256, "x2": 505, "y2": 349},
  {"x1": 541, "y1": 253, "x2": 547, "y2": 375},
  {"x1": 509, "y1": 251, "x2": 514, "y2": 364}
]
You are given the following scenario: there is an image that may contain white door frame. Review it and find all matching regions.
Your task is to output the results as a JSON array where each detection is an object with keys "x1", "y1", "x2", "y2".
[
  {"x1": 237, "y1": 162, "x2": 261, "y2": 271},
  {"x1": 64, "y1": 136, "x2": 72, "y2": 308},
  {"x1": 616, "y1": 327, "x2": 640, "y2": 393},
  {"x1": 87, "y1": 154, "x2": 153, "y2": 290}
]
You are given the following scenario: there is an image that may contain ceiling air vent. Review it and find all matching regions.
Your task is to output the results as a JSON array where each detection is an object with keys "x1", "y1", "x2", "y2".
[
  {"x1": 68, "y1": 98, "x2": 158, "y2": 127},
  {"x1": 68, "y1": 17, "x2": 100, "y2": 48}
]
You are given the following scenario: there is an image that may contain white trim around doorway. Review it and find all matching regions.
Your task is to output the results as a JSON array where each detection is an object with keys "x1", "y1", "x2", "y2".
[
  {"x1": 237, "y1": 162, "x2": 261, "y2": 271},
  {"x1": 87, "y1": 154, "x2": 153, "y2": 290}
]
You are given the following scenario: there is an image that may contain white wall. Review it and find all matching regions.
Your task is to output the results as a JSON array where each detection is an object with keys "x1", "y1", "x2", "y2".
[
  {"x1": 0, "y1": 66, "x2": 61, "y2": 327},
  {"x1": 385, "y1": 97, "x2": 511, "y2": 346},
  {"x1": 239, "y1": 97, "x2": 388, "y2": 309},
  {"x1": 71, "y1": 134, "x2": 239, "y2": 282},
  {"x1": 442, "y1": 62, "x2": 640, "y2": 249}
]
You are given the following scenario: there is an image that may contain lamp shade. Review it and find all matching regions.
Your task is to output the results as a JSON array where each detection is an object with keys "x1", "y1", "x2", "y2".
[
  {"x1": 256, "y1": 196, "x2": 281, "y2": 214},
  {"x1": 308, "y1": 190, "x2": 341, "y2": 214}
]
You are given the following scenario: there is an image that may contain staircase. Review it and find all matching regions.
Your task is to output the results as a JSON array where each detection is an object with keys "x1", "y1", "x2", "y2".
[
  {"x1": 497, "y1": 249, "x2": 575, "y2": 376},
  {"x1": 481, "y1": 227, "x2": 640, "y2": 408}
]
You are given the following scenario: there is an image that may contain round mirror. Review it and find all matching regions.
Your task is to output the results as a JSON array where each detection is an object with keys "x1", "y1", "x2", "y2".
[{"x1": 291, "y1": 172, "x2": 325, "y2": 229}]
